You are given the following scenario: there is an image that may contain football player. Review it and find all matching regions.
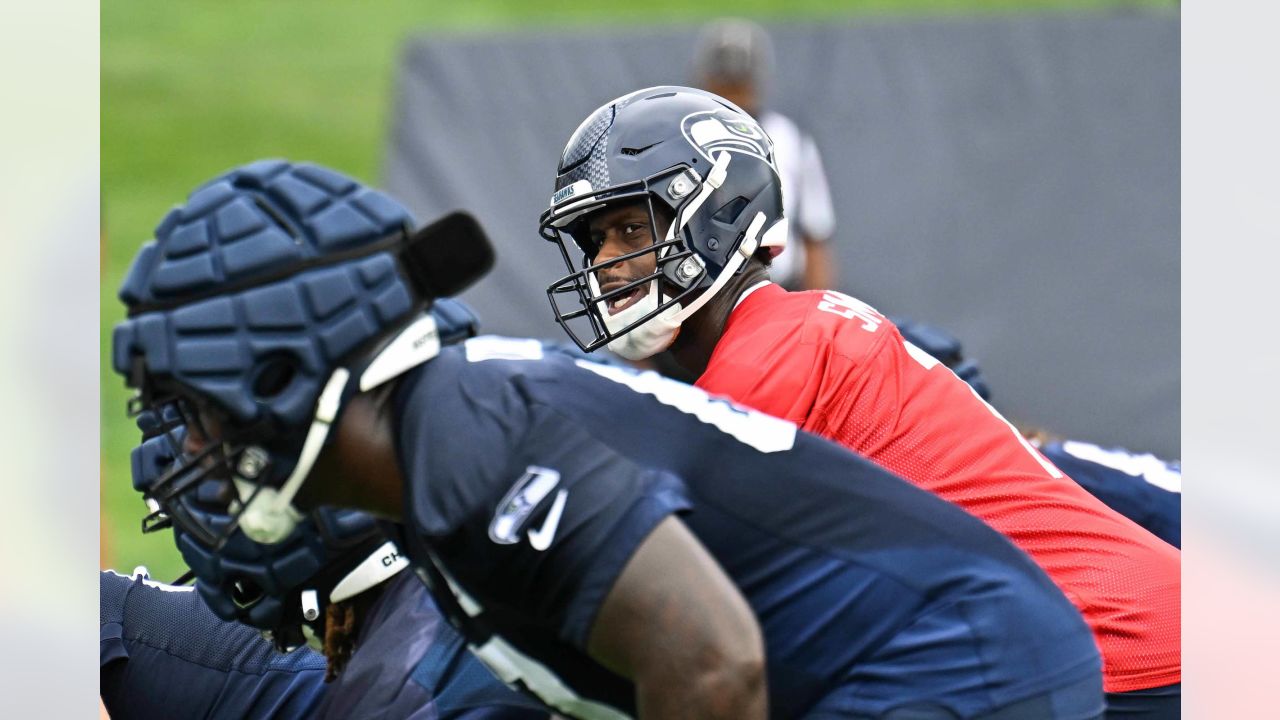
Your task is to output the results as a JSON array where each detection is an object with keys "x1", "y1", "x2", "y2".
[
  {"x1": 892, "y1": 318, "x2": 1180, "y2": 549},
  {"x1": 104, "y1": 309, "x2": 548, "y2": 720},
  {"x1": 537, "y1": 86, "x2": 1180, "y2": 718},
  {"x1": 112, "y1": 160, "x2": 1103, "y2": 719}
]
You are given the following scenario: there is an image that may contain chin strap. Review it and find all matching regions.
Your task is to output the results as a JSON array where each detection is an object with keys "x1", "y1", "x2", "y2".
[
  {"x1": 238, "y1": 312, "x2": 444, "y2": 544},
  {"x1": 668, "y1": 209, "x2": 765, "y2": 324},
  {"x1": 236, "y1": 366, "x2": 348, "y2": 544},
  {"x1": 599, "y1": 276, "x2": 684, "y2": 361}
]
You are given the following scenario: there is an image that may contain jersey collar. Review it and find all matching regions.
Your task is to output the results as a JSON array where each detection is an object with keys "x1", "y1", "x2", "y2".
[{"x1": 733, "y1": 280, "x2": 773, "y2": 311}]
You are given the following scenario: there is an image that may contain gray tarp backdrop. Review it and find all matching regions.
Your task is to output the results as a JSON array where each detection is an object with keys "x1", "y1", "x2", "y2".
[{"x1": 383, "y1": 12, "x2": 1179, "y2": 458}]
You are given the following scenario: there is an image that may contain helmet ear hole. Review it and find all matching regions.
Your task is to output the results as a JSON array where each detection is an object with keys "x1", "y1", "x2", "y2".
[
  {"x1": 711, "y1": 196, "x2": 750, "y2": 226},
  {"x1": 251, "y1": 355, "x2": 298, "y2": 401},
  {"x1": 229, "y1": 576, "x2": 265, "y2": 609}
]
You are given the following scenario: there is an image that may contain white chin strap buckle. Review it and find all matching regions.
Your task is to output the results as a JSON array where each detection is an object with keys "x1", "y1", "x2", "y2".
[{"x1": 237, "y1": 483, "x2": 306, "y2": 544}]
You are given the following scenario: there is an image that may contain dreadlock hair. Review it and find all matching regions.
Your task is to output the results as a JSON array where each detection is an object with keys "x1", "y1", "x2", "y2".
[
  {"x1": 323, "y1": 599, "x2": 358, "y2": 682},
  {"x1": 319, "y1": 561, "x2": 401, "y2": 682}
]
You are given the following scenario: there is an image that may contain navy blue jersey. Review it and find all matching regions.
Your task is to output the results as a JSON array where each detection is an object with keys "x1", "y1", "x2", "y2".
[
  {"x1": 316, "y1": 571, "x2": 545, "y2": 719},
  {"x1": 1041, "y1": 440, "x2": 1181, "y2": 548},
  {"x1": 100, "y1": 569, "x2": 546, "y2": 720},
  {"x1": 393, "y1": 337, "x2": 1104, "y2": 719}
]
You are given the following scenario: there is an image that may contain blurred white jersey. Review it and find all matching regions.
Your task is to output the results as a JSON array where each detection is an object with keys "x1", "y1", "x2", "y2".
[{"x1": 761, "y1": 110, "x2": 836, "y2": 287}]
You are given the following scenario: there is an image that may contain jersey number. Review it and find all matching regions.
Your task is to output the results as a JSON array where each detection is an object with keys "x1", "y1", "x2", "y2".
[{"x1": 816, "y1": 290, "x2": 882, "y2": 332}]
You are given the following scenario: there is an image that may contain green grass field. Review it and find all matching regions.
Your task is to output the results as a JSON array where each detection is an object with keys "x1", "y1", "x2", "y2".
[{"x1": 101, "y1": 0, "x2": 1176, "y2": 579}]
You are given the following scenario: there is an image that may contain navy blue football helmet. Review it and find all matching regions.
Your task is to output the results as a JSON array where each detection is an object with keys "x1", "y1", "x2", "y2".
[
  {"x1": 892, "y1": 317, "x2": 993, "y2": 401},
  {"x1": 113, "y1": 160, "x2": 492, "y2": 549},
  {"x1": 127, "y1": 297, "x2": 482, "y2": 652},
  {"x1": 539, "y1": 86, "x2": 787, "y2": 360}
]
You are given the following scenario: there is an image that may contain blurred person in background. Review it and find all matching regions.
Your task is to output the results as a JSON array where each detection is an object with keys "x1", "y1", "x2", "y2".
[
  {"x1": 693, "y1": 17, "x2": 837, "y2": 291},
  {"x1": 539, "y1": 86, "x2": 1180, "y2": 719},
  {"x1": 892, "y1": 317, "x2": 1181, "y2": 549}
]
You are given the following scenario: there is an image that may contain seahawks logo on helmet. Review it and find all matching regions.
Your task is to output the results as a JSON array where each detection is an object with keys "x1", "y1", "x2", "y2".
[{"x1": 680, "y1": 109, "x2": 774, "y2": 165}]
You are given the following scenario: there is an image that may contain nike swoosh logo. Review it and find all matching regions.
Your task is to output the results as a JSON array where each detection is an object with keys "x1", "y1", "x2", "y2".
[
  {"x1": 527, "y1": 489, "x2": 568, "y2": 551},
  {"x1": 621, "y1": 142, "x2": 660, "y2": 156}
]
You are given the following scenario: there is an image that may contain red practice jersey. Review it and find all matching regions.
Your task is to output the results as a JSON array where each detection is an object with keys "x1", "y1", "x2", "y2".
[{"x1": 696, "y1": 283, "x2": 1180, "y2": 693}]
